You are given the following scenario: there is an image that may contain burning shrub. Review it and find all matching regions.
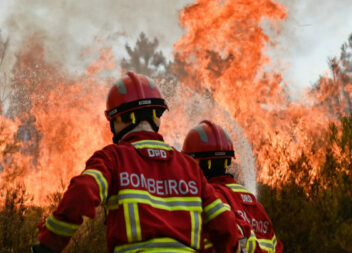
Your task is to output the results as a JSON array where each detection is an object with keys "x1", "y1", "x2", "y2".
[{"x1": 260, "y1": 114, "x2": 352, "y2": 253}]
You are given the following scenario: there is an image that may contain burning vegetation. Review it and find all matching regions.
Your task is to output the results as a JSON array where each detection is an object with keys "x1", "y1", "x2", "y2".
[{"x1": 0, "y1": 0, "x2": 351, "y2": 252}]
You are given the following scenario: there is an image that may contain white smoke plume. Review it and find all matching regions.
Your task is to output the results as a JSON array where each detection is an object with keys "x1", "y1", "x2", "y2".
[
  {"x1": 267, "y1": 0, "x2": 352, "y2": 97},
  {"x1": 160, "y1": 82, "x2": 257, "y2": 196},
  {"x1": 0, "y1": 0, "x2": 192, "y2": 74}
]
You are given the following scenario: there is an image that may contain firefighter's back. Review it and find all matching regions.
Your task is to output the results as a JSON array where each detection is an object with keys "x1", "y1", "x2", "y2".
[
  {"x1": 104, "y1": 136, "x2": 206, "y2": 252},
  {"x1": 211, "y1": 177, "x2": 283, "y2": 253}
]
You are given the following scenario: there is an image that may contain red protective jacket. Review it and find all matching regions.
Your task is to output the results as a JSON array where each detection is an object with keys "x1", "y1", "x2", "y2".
[
  {"x1": 206, "y1": 175, "x2": 283, "y2": 253},
  {"x1": 38, "y1": 131, "x2": 240, "y2": 253}
]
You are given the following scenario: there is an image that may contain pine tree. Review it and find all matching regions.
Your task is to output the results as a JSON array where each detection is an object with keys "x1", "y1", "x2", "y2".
[
  {"x1": 311, "y1": 34, "x2": 352, "y2": 118},
  {"x1": 121, "y1": 32, "x2": 176, "y2": 82},
  {"x1": 121, "y1": 32, "x2": 166, "y2": 76}
]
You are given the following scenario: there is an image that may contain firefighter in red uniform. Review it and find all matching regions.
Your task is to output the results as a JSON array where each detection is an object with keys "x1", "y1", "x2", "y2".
[
  {"x1": 182, "y1": 120, "x2": 284, "y2": 253},
  {"x1": 31, "y1": 72, "x2": 241, "y2": 253}
]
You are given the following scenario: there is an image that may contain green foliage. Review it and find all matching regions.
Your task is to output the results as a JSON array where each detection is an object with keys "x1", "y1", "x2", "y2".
[
  {"x1": 64, "y1": 207, "x2": 106, "y2": 253},
  {"x1": 260, "y1": 115, "x2": 352, "y2": 253},
  {"x1": 0, "y1": 185, "x2": 44, "y2": 253},
  {"x1": 0, "y1": 185, "x2": 107, "y2": 253}
]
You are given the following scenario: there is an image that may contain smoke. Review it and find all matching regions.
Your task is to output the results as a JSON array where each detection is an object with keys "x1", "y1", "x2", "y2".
[
  {"x1": 159, "y1": 81, "x2": 257, "y2": 196},
  {"x1": 0, "y1": 0, "x2": 258, "y2": 195},
  {"x1": 0, "y1": 0, "x2": 192, "y2": 75},
  {"x1": 267, "y1": 0, "x2": 352, "y2": 97}
]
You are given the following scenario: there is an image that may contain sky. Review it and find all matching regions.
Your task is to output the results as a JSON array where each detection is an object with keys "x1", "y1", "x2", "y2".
[
  {"x1": 270, "y1": 0, "x2": 352, "y2": 97},
  {"x1": 0, "y1": 0, "x2": 352, "y2": 97},
  {"x1": 0, "y1": 0, "x2": 193, "y2": 75}
]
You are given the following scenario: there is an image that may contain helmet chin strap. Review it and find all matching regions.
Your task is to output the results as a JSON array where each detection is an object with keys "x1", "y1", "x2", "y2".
[{"x1": 110, "y1": 118, "x2": 159, "y2": 144}]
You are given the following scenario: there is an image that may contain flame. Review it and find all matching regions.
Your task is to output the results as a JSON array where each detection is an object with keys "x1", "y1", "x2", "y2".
[
  {"x1": 0, "y1": 41, "x2": 116, "y2": 205},
  {"x1": 173, "y1": 0, "x2": 340, "y2": 185},
  {"x1": 0, "y1": 0, "x2": 349, "y2": 206}
]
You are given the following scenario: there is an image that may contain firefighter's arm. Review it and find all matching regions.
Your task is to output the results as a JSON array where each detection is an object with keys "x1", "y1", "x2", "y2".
[
  {"x1": 37, "y1": 148, "x2": 113, "y2": 252},
  {"x1": 234, "y1": 211, "x2": 260, "y2": 253},
  {"x1": 254, "y1": 202, "x2": 282, "y2": 253},
  {"x1": 201, "y1": 176, "x2": 240, "y2": 253}
]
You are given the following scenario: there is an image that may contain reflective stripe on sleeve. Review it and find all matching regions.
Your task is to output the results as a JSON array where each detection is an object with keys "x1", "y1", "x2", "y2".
[
  {"x1": 225, "y1": 184, "x2": 251, "y2": 194},
  {"x1": 224, "y1": 203, "x2": 231, "y2": 210},
  {"x1": 82, "y1": 169, "x2": 108, "y2": 204},
  {"x1": 257, "y1": 234, "x2": 277, "y2": 253},
  {"x1": 124, "y1": 203, "x2": 142, "y2": 242},
  {"x1": 132, "y1": 140, "x2": 172, "y2": 151},
  {"x1": 246, "y1": 231, "x2": 257, "y2": 253},
  {"x1": 203, "y1": 199, "x2": 229, "y2": 223},
  {"x1": 114, "y1": 237, "x2": 195, "y2": 253},
  {"x1": 107, "y1": 189, "x2": 202, "y2": 212},
  {"x1": 190, "y1": 211, "x2": 202, "y2": 249},
  {"x1": 45, "y1": 214, "x2": 80, "y2": 237}
]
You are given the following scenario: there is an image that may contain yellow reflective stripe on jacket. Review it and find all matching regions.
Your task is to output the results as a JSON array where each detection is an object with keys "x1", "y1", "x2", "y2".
[
  {"x1": 132, "y1": 140, "x2": 172, "y2": 151},
  {"x1": 224, "y1": 203, "x2": 231, "y2": 210},
  {"x1": 203, "y1": 199, "x2": 229, "y2": 223},
  {"x1": 203, "y1": 238, "x2": 213, "y2": 250},
  {"x1": 246, "y1": 231, "x2": 257, "y2": 253},
  {"x1": 124, "y1": 203, "x2": 142, "y2": 242},
  {"x1": 107, "y1": 189, "x2": 202, "y2": 212},
  {"x1": 257, "y1": 234, "x2": 277, "y2": 253},
  {"x1": 45, "y1": 214, "x2": 80, "y2": 237},
  {"x1": 114, "y1": 237, "x2": 195, "y2": 253},
  {"x1": 190, "y1": 211, "x2": 202, "y2": 249},
  {"x1": 82, "y1": 169, "x2": 108, "y2": 204},
  {"x1": 226, "y1": 184, "x2": 251, "y2": 194}
]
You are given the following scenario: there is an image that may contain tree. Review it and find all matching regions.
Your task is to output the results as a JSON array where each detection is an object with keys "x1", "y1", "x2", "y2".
[
  {"x1": 311, "y1": 34, "x2": 352, "y2": 118},
  {"x1": 120, "y1": 32, "x2": 179, "y2": 100},
  {"x1": 121, "y1": 32, "x2": 176, "y2": 81},
  {"x1": 259, "y1": 114, "x2": 352, "y2": 253}
]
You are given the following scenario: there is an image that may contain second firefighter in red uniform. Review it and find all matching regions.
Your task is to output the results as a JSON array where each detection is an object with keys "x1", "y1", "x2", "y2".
[{"x1": 183, "y1": 120, "x2": 283, "y2": 253}]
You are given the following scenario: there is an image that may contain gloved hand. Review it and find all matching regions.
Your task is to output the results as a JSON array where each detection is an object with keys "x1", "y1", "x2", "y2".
[{"x1": 31, "y1": 243, "x2": 57, "y2": 253}]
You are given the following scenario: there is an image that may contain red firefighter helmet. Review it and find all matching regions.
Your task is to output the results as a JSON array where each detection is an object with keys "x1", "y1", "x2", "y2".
[
  {"x1": 182, "y1": 120, "x2": 235, "y2": 159},
  {"x1": 105, "y1": 71, "x2": 168, "y2": 121}
]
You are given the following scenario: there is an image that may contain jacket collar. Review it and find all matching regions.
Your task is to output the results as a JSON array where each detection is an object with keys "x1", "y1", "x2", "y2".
[
  {"x1": 208, "y1": 174, "x2": 237, "y2": 184},
  {"x1": 120, "y1": 131, "x2": 165, "y2": 144}
]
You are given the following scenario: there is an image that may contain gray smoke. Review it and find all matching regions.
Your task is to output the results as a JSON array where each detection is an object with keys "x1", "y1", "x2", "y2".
[
  {"x1": 160, "y1": 81, "x2": 257, "y2": 196},
  {"x1": 267, "y1": 0, "x2": 352, "y2": 98},
  {"x1": 0, "y1": 0, "x2": 192, "y2": 75}
]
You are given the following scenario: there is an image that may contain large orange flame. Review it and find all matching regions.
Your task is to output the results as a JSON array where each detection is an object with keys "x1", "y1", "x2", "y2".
[
  {"x1": 0, "y1": 42, "x2": 116, "y2": 205},
  {"x1": 0, "y1": 0, "x2": 349, "y2": 206},
  {"x1": 173, "y1": 0, "x2": 338, "y2": 185}
]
